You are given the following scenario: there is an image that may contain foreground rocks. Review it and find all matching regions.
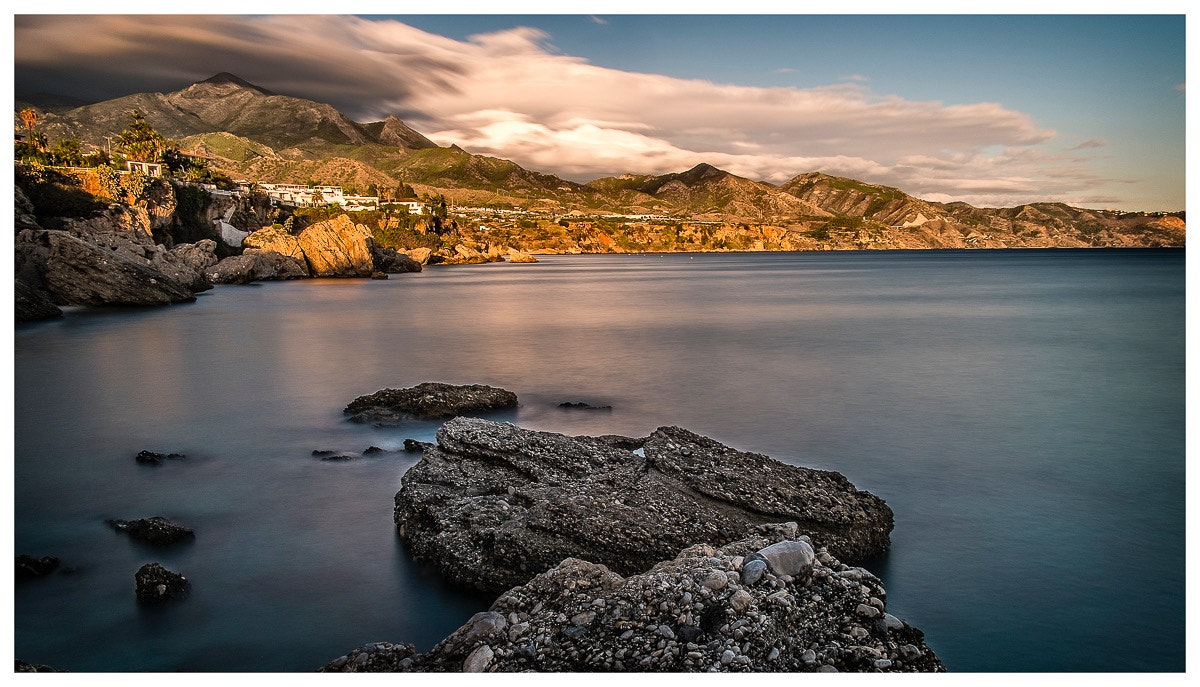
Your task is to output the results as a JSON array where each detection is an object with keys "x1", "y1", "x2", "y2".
[
  {"x1": 106, "y1": 516, "x2": 195, "y2": 546},
  {"x1": 134, "y1": 562, "x2": 191, "y2": 603},
  {"x1": 322, "y1": 527, "x2": 943, "y2": 672},
  {"x1": 344, "y1": 382, "x2": 518, "y2": 425},
  {"x1": 394, "y1": 418, "x2": 893, "y2": 594}
]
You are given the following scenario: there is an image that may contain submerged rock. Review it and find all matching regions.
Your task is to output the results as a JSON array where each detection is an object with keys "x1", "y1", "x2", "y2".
[
  {"x1": 15, "y1": 555, "x2": 60, "y2": 579},
  {"x1": 394, "y1": 418, "x2": 893, "y2": 594},
  {"x1": 324, "y1": 530, "x2": 942, "y2": 672},
  {"x1": 344, "y1": 382, "x2": 518, "y2": 425},
  {"x1": 134, "y1": 562, "x2": 191, "y2": 603},
  {"x1": 135, "y1": 450, "x2": 186, "y2": 465},
  {"x1": 106, "y1": 516, "x2": 195, "y2": 546},
  {"x1": 558, "y1": 401, "x2": 612, "y2": 411}
]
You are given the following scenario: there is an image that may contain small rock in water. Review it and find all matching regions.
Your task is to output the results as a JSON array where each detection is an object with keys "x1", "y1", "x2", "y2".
[
  {"x1": 558, "y1": 401, "x2": 613, "y2": 411},
  {"x1": 363, "y1": 446, "x2": 386, "y2": 455},
  {"x1": 106, "y1": 516, "x2": 194, "y2": 546},
  {"x1": 134, "y1": 562, "x2": 190, "y2": 603},
  {"x1": 135, "y1": 450, "x2": 185, "y2": 465},
  {"x1": 16, "y1": 554, "x2": 60, "y2": 579}
]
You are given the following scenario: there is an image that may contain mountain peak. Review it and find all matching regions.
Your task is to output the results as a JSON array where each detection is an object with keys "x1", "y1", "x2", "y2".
[
  {"x1": 196, "y1": 72, "x2": 274, "y2": 95},
  {"x1": 678, "y1": 162, "x2": 728, "y2": 184}
]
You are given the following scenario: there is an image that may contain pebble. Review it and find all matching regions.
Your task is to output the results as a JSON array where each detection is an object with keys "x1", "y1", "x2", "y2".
[
  {"x1": 801, "y1": 649, "x2": 817, "y2": 663},
  {"x1": 720, "y1": 649, "x2": 736, "y2": 665},
  {"x1": 767, "y1": 647, "x2": 781, "y2": 661},
  {"x1": 702, "y1": 570, "x2": 728, "y2": 590},
  {"x1": 856, "y1": 603, "x2": 881, "y2": 619},
  {"x1": 728, "y1": 589, "x2": 752, "y2": 612},
  {"x1": 882, "y1": 613, "x2": 905, "y2": 631},
  {"x1": 873, "y1": 659, "x2": 893, "y2": 670},
  {"x1": 741, "y1": 559, "x2": 767, "y2": 586},
  {"x1": 462, "y1": 645, "x2": 493, "y2": 672},
  {"x1": 817, "y1": 664, "x2": 839, "y2": 673}
]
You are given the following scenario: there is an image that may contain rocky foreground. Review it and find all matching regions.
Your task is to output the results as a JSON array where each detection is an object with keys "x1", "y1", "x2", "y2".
[
  {"x1": 395, "y1": 417, "x2": 893, "y2": 595},
  {"x1": 322, "y1": 525, "x2": 943, "y2": 672}
]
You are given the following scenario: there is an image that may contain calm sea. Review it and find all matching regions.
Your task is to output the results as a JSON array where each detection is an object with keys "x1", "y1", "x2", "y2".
[{"x1": 13, "y1": 249, "x2": 1185, "y2": 672}]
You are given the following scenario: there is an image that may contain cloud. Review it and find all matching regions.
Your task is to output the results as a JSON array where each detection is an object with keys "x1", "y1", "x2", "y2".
[
  {"x1": 588, "y1": 16, "x2": 608, "y2": 26},
  {"x1": 1067, "y1": 139, "x2": 1107, "y2": 150},
  {"x1": 1176, "y1": 82, "x2": 1185, "y2": 93},
  {"x1": 773, "y1": 67, "x2": 796, "y2": 74},
  {"x1": 14, "y1": 14, "x2": 1121, "y2": 207}
]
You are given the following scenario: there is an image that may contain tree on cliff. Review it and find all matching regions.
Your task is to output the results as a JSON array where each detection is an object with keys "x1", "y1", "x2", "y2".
[
  {"x1": 424, "y1": 194, "x2": 449, "y2": 234},
  {"x1": 114, "y1": 111, "x2": 170, "y2": 163},
  {"x1": 19, "y1": 107, "x2": 39, "y2": 137}
]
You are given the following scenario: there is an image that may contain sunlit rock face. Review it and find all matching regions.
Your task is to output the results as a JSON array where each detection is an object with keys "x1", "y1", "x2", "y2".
[{"x1": 296, "y1": 215, "x2": 376, "y2": 277}]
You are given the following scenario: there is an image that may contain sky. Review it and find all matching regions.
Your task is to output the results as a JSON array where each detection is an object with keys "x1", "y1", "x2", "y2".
[{"x1": 10, "y1": 4, "x2": 1191, "y2": 211}]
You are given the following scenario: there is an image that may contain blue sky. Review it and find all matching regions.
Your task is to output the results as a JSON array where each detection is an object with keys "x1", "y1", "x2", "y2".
[{"x1": 12, "y1": 8, "x2": 1190, "y2": 210}]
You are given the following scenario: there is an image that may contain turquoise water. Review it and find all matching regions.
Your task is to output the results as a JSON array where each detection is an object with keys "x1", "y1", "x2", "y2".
[{"x1": 13, "y1": 249, "x2": 1185, "y2": 671}]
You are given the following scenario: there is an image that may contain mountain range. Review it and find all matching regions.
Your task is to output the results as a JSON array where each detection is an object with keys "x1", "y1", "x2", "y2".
[{"x1": 24, "y1": 73, "x2": 1184, "y2": 248}]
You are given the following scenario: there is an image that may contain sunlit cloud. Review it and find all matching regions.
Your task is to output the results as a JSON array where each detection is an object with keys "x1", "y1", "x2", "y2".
[
  {"x1": 14, "y1": 14, "x2": 1122, "y2": 207},
  {"x1": 1067, "y1": 139, "x2": 1107, "y2": 150}
]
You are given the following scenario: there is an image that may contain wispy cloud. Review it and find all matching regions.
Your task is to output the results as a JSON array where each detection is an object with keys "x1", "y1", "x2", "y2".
[
  {"x1": 1066, "y1": 139, "x2": 1106, "y2": 150},
  {"x1": 588, "y1": 16, "x2": 608, "y2": 26},
  {"x1": 773, "y1": 67, "x2": 795, "y2": 74},
  {"x1": 14, "y1": 15, "x2": 1121, "y2": 207}
]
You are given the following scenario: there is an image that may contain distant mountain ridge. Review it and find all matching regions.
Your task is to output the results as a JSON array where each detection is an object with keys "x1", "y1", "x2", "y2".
[{"x1": 21, "y1": 73, "x2": 1184, "y2": 247}]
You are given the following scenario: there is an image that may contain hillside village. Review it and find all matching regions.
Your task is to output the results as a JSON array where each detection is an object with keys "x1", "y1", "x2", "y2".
[{"x1": 12, "y1": 72, "x2": 1186, "y2": 322}]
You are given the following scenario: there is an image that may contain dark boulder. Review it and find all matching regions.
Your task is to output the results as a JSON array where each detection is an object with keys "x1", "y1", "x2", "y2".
[
  {"x1": 16, "y1": 554, "x2": 60, "y2": 579},
  {"x1": 14, "y1": 279, "x2": 63, "y2": 321},
  {"x1": 344, "y1": 382, "x2": 518, "y2": 425},
  {"x1": 206, "y1": 249, "x2": 308, "y2": 284},
  {"x1": 134, "y1": 450, "x2": 185, "y2": 465},
  {"x1": 394, "y1": 418, "x2": 893, "y2": 594},
  {"x1": 372, "y1": 245, "x2": 423, "y2": 274},
  {"x1": 325, "y1": 529, "x2": 943, "y2": 672},
  {"x1": 16, "y1": 228, "x2": 195, "y2": 306},
  {"x1": 107, "y1": 516, "x2": 195, "y2": 546},
  {"x1": 134, "y1": 562, "x2": 191, "y2": 603},
  {"x1": 558, "y1": 401, "x2": 613, "y2": 410}
]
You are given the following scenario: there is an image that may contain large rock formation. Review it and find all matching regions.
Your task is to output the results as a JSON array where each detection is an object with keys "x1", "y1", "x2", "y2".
[
  {"x1": 296, "y1": 215, "x2": 376, "y2": 277},
  {"x1": 15, "y1": 229, "x2": 197, "y2": 307},
  {"x1": 372, "y1": 245, "x2": 423, "y2": 273},
  {"x1": 344, "y1": 383, "x2": 518, "y2": 425},
  {"x1": 207, "y1": 249, "x2": 308, "y2": 284},
  {"x1": 322, "y1": 527, "x2": 943, "y2": 673},
  {"x1": 242, "y1": 225, "x2": 309, "y2": 274},
  {"x1": 394, "y1": 418, "x2": 893, "y2": 594}
]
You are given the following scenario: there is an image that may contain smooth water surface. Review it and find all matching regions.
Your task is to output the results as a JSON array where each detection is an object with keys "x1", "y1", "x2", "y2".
[{"x1": 13, "y1": 249, "x2": 1185, "y2": 671}]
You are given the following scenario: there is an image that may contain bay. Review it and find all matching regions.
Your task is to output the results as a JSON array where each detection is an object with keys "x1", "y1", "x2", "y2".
[{"x1": 13, "y1": 249, "x2": 1185, "y2": 672}]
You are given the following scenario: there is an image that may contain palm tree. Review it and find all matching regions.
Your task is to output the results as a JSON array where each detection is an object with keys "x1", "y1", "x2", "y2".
[{"x1": 19, "y1": 107, "x2": 39, "y2": 138}]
